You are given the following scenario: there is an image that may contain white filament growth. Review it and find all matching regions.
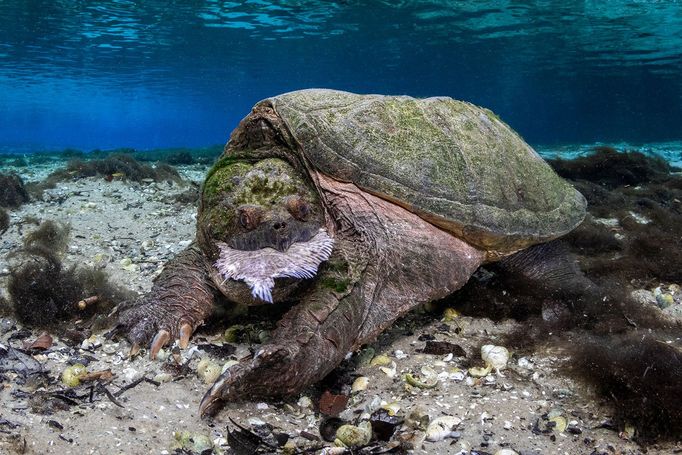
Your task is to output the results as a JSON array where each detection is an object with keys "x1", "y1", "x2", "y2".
[{"x1": 214, "y1": 229, "x2": 334, "y2": 303}]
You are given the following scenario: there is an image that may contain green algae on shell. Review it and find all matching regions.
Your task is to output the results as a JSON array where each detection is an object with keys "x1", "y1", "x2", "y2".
[
  {"x1": 234, "y1": 89, "x2": 587, "y2": 256},
  {"x1": 199, "y1": 157, "x2": 320, "y2": 244}
]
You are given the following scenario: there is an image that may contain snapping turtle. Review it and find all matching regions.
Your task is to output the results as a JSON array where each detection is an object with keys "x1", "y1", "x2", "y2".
[{"x1": 117, "y1": 89, "x2": 586, "y2": 416}]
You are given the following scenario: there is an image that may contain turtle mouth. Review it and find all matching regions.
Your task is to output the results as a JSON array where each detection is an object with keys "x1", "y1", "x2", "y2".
[{"x1": 214, "y1": 229, "x2": 334, "y2": 303}]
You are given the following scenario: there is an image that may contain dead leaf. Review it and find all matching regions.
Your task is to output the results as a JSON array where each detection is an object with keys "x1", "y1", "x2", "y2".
[
  {"x1": 319, "y1": 390, "x2": 348, "y2": 416},
  {"x1": 27, "y1": 332, "x2": 53, "y2": 351}
]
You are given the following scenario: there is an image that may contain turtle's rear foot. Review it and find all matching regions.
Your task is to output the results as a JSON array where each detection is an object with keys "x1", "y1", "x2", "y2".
[{"x1": 496, "y1": 240, "x2": 596, "y2": 299}]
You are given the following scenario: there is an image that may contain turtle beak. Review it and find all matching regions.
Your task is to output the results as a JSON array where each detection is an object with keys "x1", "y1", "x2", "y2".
[{"x1": 228, "y1": 219, "x2": 318, "y2": 252}]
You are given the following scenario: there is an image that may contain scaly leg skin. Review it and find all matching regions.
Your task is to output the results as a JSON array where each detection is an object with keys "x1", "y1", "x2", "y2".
[
  {"x1": 116, "y1": 243, "x2": 218, "y2": 358},
  {"x1": 495, "y1": 240, "x2": 597, "y2": 299},
  {"x1": 199, "y1": 174, "x2": 485, "y2": 416}
]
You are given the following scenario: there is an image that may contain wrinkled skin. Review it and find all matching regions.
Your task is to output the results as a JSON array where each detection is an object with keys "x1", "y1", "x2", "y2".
[
  {"x1": 117, "y1": 158, "x2": 329, "y2": 352},
  {"x1": 116, "y1": 158, "x2": 485, "y2": 416}
]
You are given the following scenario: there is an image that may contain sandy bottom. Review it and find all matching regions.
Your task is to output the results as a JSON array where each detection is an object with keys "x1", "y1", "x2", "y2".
[{"x1": 0, "y1": 171, "x2": 678, "y2": 455}]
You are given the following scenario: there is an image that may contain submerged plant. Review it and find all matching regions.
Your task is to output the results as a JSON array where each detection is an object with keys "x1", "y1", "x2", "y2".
[
  {"x1": 0, "y1": 207, "x2": 8, "y2": 235},
  {"x1": 548, "y1": 146, "x2": 674, "y2": 189},
  {"x1": 6, "y1": 220, "x2": 134, "y2": 328},
  {"x1": 0, "y1": 173, "x2": 30, "y2": 208},
  {"x1": 27, "y1": 153, "x2": 186, "y2": 200}
]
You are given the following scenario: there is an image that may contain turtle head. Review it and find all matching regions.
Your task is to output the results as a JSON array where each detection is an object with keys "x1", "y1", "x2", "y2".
[{"x1": 198, "y1": 157, "x2": 333, "y2": 303}]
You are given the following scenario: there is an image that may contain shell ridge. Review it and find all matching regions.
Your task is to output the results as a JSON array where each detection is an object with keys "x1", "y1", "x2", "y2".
[{"x1": 268, "y1": 90, "x2": 586, "y2": 255}]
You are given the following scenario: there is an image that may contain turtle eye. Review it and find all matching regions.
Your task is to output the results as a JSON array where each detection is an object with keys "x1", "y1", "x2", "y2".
[
  {"x1": 286, "y1": 197, "x2": 311, "y2": 221},
  {"x1": 237, "y1": 206, "x2": 262, "y2": 230}
]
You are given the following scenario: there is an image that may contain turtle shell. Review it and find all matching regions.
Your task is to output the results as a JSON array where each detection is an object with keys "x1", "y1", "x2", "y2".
[{"x1": 230, "y1": 89, "x2": 586, "y2": 257}]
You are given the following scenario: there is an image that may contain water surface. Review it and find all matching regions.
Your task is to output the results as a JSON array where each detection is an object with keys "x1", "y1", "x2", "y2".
[{"x1": 1, "y1": 1, "x2": 681, "y2": 151}]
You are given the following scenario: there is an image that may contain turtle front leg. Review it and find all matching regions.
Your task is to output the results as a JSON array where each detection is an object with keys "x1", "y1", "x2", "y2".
[
  {"x1": 199, "y1": 256, "x2": 364, "y2": 416},
  {"x1": 116, "y1": 243, "x2": 218, "y2": 358},
  {"x1": 199, "y1": 176, "x2": 487, "y2": 415}
]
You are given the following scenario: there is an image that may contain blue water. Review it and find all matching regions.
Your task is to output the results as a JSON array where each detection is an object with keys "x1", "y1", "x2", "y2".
[{"x1": 1, "y1": 1, "x2": 682, "y2": 152}]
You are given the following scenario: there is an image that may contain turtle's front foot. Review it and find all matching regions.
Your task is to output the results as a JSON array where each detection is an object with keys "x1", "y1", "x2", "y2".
[
  {"x1": 116, "y1": 296, "x2": 207, "y2": 358},
  {"x1": 115, "y1": 245, "x2": 218, "y2": 358},
  {"x1": 199, "y1": 341, "x2": 307, "y2": 417}
]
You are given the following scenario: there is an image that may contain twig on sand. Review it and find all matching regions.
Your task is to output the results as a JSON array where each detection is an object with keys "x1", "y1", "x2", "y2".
[
  {"x1": 114, "y1": 376, "x2": 160, "y2": 398},
  {"x1": 96, "y1": 382, "x2": 125, "y2": 408},
  {"x1": 77, "y1": 295, "x2": 99, "y2": 310}
]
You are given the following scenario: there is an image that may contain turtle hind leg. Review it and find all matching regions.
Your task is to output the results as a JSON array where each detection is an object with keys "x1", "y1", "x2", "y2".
[{"x1": 494, "y1": 240, "x2": 597, "y2": 300}]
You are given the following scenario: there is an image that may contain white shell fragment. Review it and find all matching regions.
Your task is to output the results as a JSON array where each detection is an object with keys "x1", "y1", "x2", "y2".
[
  {"x1": 369, "y1": 354, "x2": 391, "y2": 366},
  {"x1": 468, "y1": 365, "x2": 492, "y2": 378},
  {"x1": 405, "y1": 367, "x2": 438, "y2": 389},
  {"x1": 549, "y1": 415, "x2": 568, "y2": 433},
  {"x1": 297, "y1": 396, "x2": 313, "y2": 409},
  {"x1": 197, "y1": 358, "x2": 222, "y2": 384},
  {"x1": 381, "y1": 402, "x2": 401, "y2": 416},
  {"x1": 380, "y1": 361, "x2": 397, "y2": 378},
  {"x1": 425, "y1": 415, "x2": 462, "y2": 442},
  {"x1": 481, "y1": 344, "x2": 510, "y2": 376}
]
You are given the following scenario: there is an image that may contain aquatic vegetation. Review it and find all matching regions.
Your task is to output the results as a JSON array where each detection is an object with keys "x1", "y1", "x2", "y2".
[
  {"x1": 568, "y1": 335, "x2": 682, "y2": 439},
  {"x1": 25, "y1": 153, "x2": 186, "y2": 199},
  {"x1": 23, "y1": 219, "x2": 71, "y2": 254},
  {"x1": 0, "y1": 173, "x2": 30, "y2": 208},
  {"x1": 0, "y1": 208, "x2": 8, "y2": 235},
  {"x1": 548, "y1": 146, "x2": 675, "y2": 189},
  {"x1": 165, "y1": 150, "x2": 194, "y2": 165},
  {"x1": 5, "y1": 220, "x2": 134, "y2": 328},
  {"x1": 63, "y1": 153, "x2": 183, "y2": 183},
  {"x1": 8, "y1": 249, "x2": 84, "y2": 327},
  {"x1": 125, "y1": 145, "x2": 222, "y2": 165}
]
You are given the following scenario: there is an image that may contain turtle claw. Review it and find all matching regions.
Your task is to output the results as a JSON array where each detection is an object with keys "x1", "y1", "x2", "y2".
[
  {"x1": 199, "y1": 362, "x2": 247, "y2": 417},
  {"x1": 178, "y1": 322, "x2": 193, "y2": 349},
  {"x1": 150, "y1": 329, "x2": 170, "y2": 360},
  {"x1": 129, "y1": 343, "x2": 141, "y2": 358},
  {"x1": 199, "y1": 379, "x2": 224, "y2": 417}
]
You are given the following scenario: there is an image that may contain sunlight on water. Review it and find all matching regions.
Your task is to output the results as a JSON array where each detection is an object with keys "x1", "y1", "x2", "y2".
[{"x1": 0, "y1": 1, "x2": 681, "y2": 150}]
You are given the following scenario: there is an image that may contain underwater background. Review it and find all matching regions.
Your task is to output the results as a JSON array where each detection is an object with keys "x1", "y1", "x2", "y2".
[
  {"x1": 1, "y1": 0, "x2": 681, "y2": 161},
  {"x1": 2, "y1": 3, "x2": 682, "y2": 453}
]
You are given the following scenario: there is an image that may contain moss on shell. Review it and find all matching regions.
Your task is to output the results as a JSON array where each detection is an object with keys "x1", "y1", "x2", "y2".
[
  {"x1": 269, "y1": 89, "x2": 586, "y2": 256},
  {"x1": 320, "y1": 276, "x2": 351, "y2": 293}
]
